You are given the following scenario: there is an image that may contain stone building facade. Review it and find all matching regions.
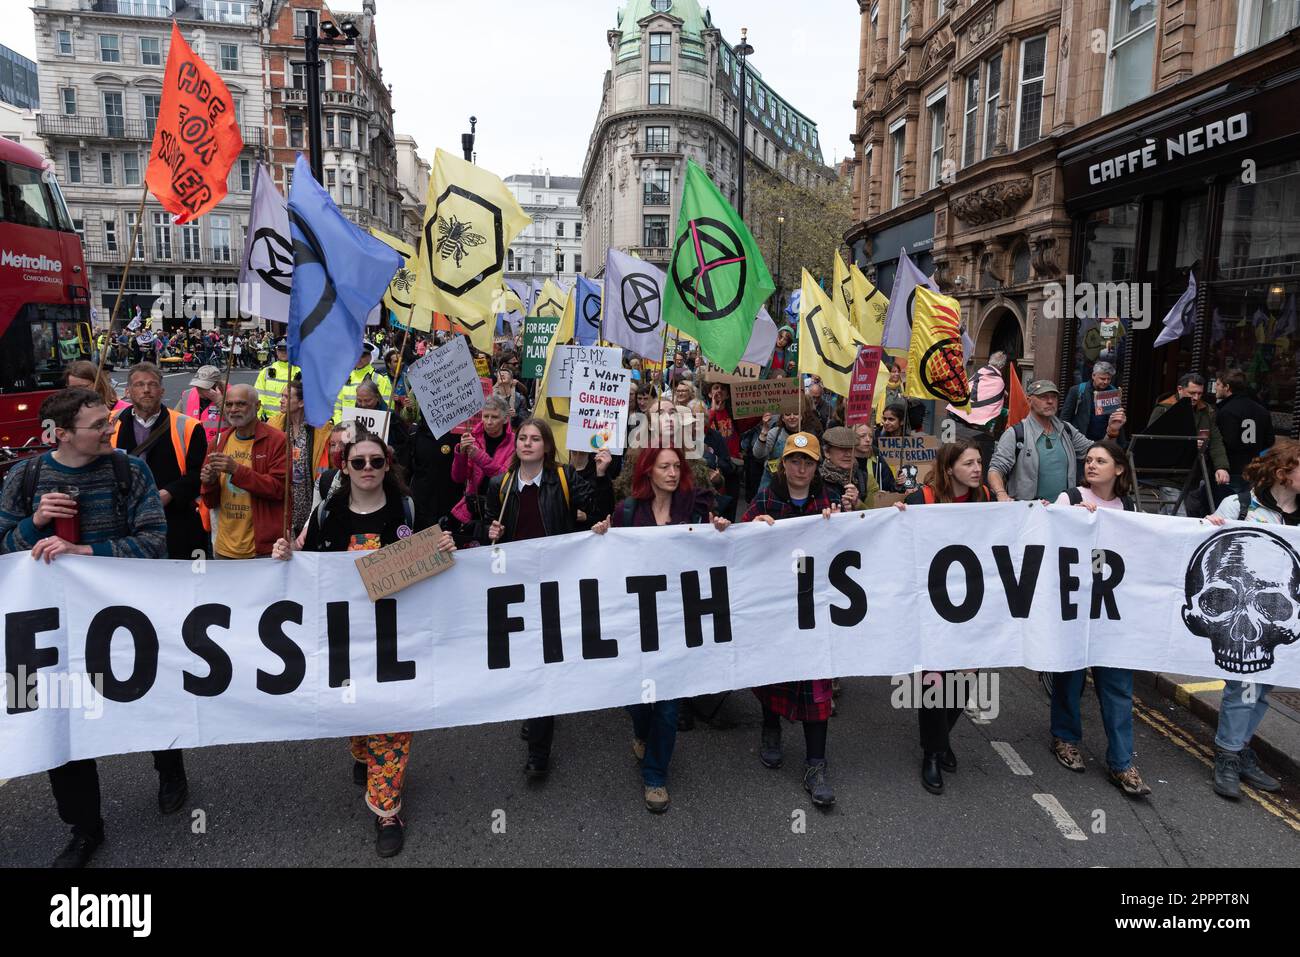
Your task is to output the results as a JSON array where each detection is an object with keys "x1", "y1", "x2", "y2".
[
  {"x1": 33, "y1": 0, "x2": 267, "y2": 324},
  {"x1": 848, "y1": 0, "x2": 1300, "y2": 432},
  {"x1": 505, "y1": 172, "x2": 584, "y2": 288},
  {"x1": 393, "y1": 132, "x2": 428, "y2": 247},
  {"x1": 579, "y1": 0, "x2": 830, "y2": 277}
]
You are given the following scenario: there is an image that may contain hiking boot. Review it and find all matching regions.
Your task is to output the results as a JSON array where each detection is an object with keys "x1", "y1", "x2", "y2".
[
  {"x1": 803, "y1": 760, "x2": 835, "y2": 807},
  {"x1": 644, "y1": 786, "x2": 670, "y2": 814},
  {"x1": 375, "y1": 815, "x2": 405, "y2": 858},
  {"x1": 1213, "y1": 749, "x2": 1242, "y2": 800},
  {"x1": 1238, "y1": 747, "x2": 1282, "y2": 792},
  {"x1": 352, "y1": 760, "x2": 367, "y2": 787},
  {"x1": 759, "y1": 726, "x2": 782, "y2": 769},
  {"x1": 1052, "y1": 737, "x2": 1085, "y2": 772},
  {"x1": 1108, "y1": 765, "x2": 1152, "y2": 797},
  {"x1": 632, "y1": 738, "x2": 646, "y2": 762}
]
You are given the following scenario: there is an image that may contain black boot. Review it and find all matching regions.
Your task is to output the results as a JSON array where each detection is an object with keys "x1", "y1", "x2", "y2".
[
  {"x1": 940, "y1": 747, "x2": 958, "y2": 772},
  {"x1": 157, "y1": 769, "x2": 189, "y2": 815},
  {"x1": 1213, "y1": 749, "x2": 1242, "y2": 800},
  {"x1": 52, "y1": 832, "x2": 104, "y2": 869},
  {"x1": 352, "y1": 760, "x2": 367, "y2": 787},
  {"x1": 922, "y1": 753, "x2": 945, "y2": 794},
  {"x1": 524, "y1": 751, "x2": 550, "y2": 779},
  {"x1": 759, "y1": 726, "x2": 783, "y2": 769}
]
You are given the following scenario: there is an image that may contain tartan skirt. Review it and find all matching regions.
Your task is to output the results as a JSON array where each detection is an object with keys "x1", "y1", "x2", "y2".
[{"x1": 753, "y1": 679, "x2": 834, "y2": 722}]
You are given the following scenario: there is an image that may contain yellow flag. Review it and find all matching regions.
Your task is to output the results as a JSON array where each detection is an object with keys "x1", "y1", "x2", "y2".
[
  {"x1": 832, "y1": 252, "x2": 854, "y2": 326},
  {"x1": 872, "y1": 359, "x2": 891, "y2": 423},
  {"x1": 407, "y1": 304, "x2": 434, "y2": 333},
  {"x1": 531, "y1": 279, "x2": 567, "y2": 319},
  {"x1": 797, "y1": 269, "x2": 864, "y2": 397},
  {"x1": 851, "y1": 265, "x2": 889, "y2": 347},
  {"x1": 412, "y1": 148, "x2": 531, "y2": 320},
  {"x1": 369, "y1": 229, "x2": 418, "y2": 327},
  {"x1": 552, "y1": 289, "x2": 575, "y2": 347},
  {"x1": 906, "y1": 286, "x2": 970, "y2": 411},
  {"x1": 452, "y1": 313, "x2": 496, "y2": 354}
]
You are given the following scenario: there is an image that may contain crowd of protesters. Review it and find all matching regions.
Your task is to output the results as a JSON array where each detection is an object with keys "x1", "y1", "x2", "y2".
[{"x1": 0, "y1": 316, "x2": 1288, "y2": 867}]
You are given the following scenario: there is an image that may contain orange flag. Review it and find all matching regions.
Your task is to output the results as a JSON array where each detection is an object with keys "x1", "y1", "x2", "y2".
[
  {"x1": 1006, "y1": 361, "x2": 1030, "y2": 427},
  {"x1": 145, "y1": 23, "x2": 243, "y2": 224}
]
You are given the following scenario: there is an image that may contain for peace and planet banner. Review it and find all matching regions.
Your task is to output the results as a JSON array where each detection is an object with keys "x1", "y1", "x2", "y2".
[{"x1": 5, "y1": 506, "x2": 1298, "y2": 779}]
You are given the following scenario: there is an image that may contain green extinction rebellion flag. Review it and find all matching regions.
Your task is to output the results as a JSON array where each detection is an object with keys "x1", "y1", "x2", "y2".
[{"x1": 662, "y1": 160, "x2": 775, "y2": 373}]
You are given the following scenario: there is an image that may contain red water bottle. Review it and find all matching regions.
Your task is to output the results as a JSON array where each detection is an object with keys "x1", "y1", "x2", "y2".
[{"x1": 52, "y1": 486, "x2": 81, "y2": 543}]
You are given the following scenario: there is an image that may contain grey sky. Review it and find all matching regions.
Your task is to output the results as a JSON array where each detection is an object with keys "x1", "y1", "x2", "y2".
[{"x1": 2, "y1": 0, "x2": 860, "y2": 180}]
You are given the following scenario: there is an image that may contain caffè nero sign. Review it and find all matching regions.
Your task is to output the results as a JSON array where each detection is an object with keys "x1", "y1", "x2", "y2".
[{"x1": 1087, "y1": 112, "x2": 1251, "y2": 185}]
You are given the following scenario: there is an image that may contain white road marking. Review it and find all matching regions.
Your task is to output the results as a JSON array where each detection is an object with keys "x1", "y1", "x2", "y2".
[
  {"x1": 991, "y1": 741, "x2": 1033, "y2": 775},
  {"x1": 1032, "y1": 793, "x2": 1087, "y2": 841}
]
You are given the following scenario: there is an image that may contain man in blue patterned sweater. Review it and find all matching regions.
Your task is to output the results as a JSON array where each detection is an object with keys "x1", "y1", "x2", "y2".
[{"x1": 0, "y1": 387, "x2": 182, "y2": 868}]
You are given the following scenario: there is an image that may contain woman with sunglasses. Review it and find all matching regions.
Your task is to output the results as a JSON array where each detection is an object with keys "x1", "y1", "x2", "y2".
[
  {"x1": 272, "y1": 431, "x2": 456, "y2": 859},
  {"x1": 893, "y1": 438, "x2": 993, "y2": 795},
  {"x1": 486, "y1": 418, "x2": 615, "y2": 779},
  {"x1": 591, "y1": 444, "x2": 730, "y2": 813},
  {"x1": 743, "y1": 432, "x2": 841, "y2": 808}
]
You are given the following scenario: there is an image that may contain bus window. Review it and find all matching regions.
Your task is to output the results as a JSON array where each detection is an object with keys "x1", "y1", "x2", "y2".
[{"x1": 0, "y1": 160, "x2": 57, "y2": 231}]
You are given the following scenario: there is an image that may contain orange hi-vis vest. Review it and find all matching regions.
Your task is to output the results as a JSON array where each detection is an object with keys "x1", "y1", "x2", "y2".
[{"x1": 112, "y1": 410, "x2": 209, "y2": 529}]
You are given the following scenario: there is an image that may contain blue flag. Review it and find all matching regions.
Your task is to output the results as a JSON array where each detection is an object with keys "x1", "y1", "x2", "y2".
[
  {"x1": 575, "y1": 275, "x2": 603, "y2": 346},
  {"x1": 287, "y1": 155, "x2": 401, "y2": 427}
]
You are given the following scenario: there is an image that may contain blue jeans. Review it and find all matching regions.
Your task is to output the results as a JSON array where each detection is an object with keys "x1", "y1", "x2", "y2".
[
  {"x1": 1050, "y1": 668, "x2": 1134, "y2": 773},
  {"x1": 627, "y1": 700, "x2": 679, "y2": 788},
  {"x1": 1214, "y1": 681, "x2": 1273, "y2": 752}
]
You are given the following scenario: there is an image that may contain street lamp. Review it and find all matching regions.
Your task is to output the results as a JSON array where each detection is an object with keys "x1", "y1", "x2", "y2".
[
  {"x1": 293, "y1": 10, "x2": 358, "y2": 183},
  {"x1": 554, "y1": 242, "x2": 562, "y2": 279},
  {"x1": 462, "y1": 116, "x2": 477, "y2": 163},
  {"x1": 734, "y1": 27, "x2": 755, "y2": 219},
  {"x1": 774, "y1": 213, "x2": 785, "y2": 314}
]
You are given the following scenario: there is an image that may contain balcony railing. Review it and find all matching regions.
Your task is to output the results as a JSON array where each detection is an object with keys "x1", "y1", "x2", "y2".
[
  {"x1": 82, "y1": 242, "x2": 242, "y2": 268},
  {"x1": 38, "y1": 114, "x2": 264, "y2": 148},
  {"x1": 629, "y1": 245, "x2": 670, "y2": 261},
  {"x1": 637, "y1": 140, "x2": 678, "y2": 154},
  {"x1": 643, "y1": 191, "x2": 671, "y2": 207}
]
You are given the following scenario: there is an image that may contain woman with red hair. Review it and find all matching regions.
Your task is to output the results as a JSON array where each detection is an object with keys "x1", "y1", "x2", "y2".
[{"x1": 592, "y1": 445, "x2": 730, "y2": 813}]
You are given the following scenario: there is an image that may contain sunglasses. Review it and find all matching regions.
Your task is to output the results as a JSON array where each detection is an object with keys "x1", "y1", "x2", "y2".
[{"x1": 348, "y1": 455, "x2": 387, "y2": 471}]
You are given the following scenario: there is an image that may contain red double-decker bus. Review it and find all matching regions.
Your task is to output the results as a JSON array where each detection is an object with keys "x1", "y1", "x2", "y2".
[{"x1": 0, "y1": 137, "x2": 92, "y2": 467}]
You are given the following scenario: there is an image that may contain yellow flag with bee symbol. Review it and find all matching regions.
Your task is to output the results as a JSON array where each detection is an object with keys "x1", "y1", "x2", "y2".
[
  {"x1": 369, "y1": 229, "x2": 419, "y2": 328},
  {"x1": 412, "y1": 148, "x2": 531, "y2": 321},
  {"x1": 850, "y1": 265, "x2": 888, "y2": 346}
]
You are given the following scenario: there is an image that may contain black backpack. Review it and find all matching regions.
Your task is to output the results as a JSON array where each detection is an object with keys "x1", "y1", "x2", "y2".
[
  {"x1": 20, "y1": 451, "x2": 132, "y2": 537},
  {"x1": 1235, "y1": 488, "x2": 1252, "y2": 521},
  {"x1": 1064, "y1": 486, "x2": 1136, "y2": 512}
]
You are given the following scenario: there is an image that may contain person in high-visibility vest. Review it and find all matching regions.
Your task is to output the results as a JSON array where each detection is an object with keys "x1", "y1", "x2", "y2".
[
  {"x1": 111, "y1": 361, "x2": 210, "y2": 561},
  {"x1": 334, "y1": 344, "x2": 391, "y2": 420},
  {"x1": 253, "y1": 339, "x2": 301, "y2": 421},
  {"x1": 175, "y1": 364, "x2": 227, "y2": 447}
]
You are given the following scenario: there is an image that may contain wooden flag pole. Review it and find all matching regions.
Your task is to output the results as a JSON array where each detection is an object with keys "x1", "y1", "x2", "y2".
[
  {"x1": 282, "y1": 428, "x2": 293, "y2": 542},
  {"x1": 96, "y1": 182, "x2": 150, "y2": 382}
]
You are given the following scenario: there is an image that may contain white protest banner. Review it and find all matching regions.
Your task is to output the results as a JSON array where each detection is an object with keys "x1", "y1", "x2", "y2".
[
  {"x1": 566, "y1": 346, "x2": 630, "y2": 453},
  {"x1": 406, "y1": 335, "x2": 485, "y2": 438},
  {"x1": 342, "y1": 405, "x2": 390, "y2": 442},
  {"x1": 6, "y1": 506, "x2": 1300, "y2": 778}
]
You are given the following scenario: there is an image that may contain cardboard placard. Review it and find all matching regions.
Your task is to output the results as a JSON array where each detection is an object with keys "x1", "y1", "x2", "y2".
[
  {"x1": 876, "y1": 434, "x2": 941, "y2": 496},
  {"x1": 1094, "y1": 388, "x2": 1122, "y2": 416},
  {"x1": 845, "y1": 346, "x2": 884, "y2": 427},
  {"x1": 522, "y1": 315, "x2": 562, "y2": 379},
  {"x1": 566, "y1": 346, "x2": 631, "y2": 453},
  {"x1": 341, "y1": 406, "x2": 390, "y2": 443},
  {"x1": 730, "y1": 378, "x2": 802, "y2": 418},
  {"x1": 701, "y1": 361, "x2": 763, "y2": 384},
  {"x1": 871, "y1": 492, "x2": 907, "y2": 510},
  {"x1": 353, "y1": 525, "x2": 454, "y2": 601},
  {"x1": 449, "y1": 377, "x2": 495, "y2": 436},
  {"x1": 547, "y1": 345, "x2": 614, "y2": 399},
  {"x1": 406, "y1": 336, "x2": 486, "y2": 438}
]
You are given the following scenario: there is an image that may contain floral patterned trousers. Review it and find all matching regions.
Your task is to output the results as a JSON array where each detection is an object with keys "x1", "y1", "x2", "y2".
[{"x1": 350, "y1": 733, "x2": 413, "y2": 818}]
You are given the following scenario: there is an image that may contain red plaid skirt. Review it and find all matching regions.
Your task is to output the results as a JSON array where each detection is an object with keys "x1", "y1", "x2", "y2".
[{"x1": 753, "y1": 679, "x2": 834, "y2": 722}]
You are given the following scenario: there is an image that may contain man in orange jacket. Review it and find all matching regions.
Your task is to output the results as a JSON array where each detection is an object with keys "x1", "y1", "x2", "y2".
[{"x1": 200, "y1": 383, "x2": 287, "y2": 559}]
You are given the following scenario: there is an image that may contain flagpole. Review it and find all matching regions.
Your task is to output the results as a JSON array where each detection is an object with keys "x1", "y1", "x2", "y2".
[{"x1": 96, "y1": 181, "x2": 150, "y2": 382}]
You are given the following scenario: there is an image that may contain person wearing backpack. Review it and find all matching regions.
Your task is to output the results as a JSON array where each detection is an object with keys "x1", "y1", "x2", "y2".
[
  {"x1": 1041, "y1": 439, "x2": 1152, "y2": 797},
  {"x1": 271, "y1": 430, "x2": 456, "y2": 858},
  {"x1": 590, "y1": 444, "x2": 730, "y2": 813},
  {"x1": 1202, "y1": 439, "x2": 1297, "y2": 800},
  {"x1": 0, "y1": 388, "x2": 173, "y2": 868},
  {"x1": 989, "y1": 380, "x2": 1123, "y2": 503},
  {"x1": 486, "y1": 418, "x2": 615, "y2": 779},
  {"x1": 894, "y1": 438, "x2": 994, "y2": 795}
]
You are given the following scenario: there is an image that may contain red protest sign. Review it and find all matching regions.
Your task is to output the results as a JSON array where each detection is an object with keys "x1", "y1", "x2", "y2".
[
  {"x1": 145, "y1": 23, "x2": 243, "y2": 224},
  {"x1": 845, "y1": 346, "x2": 883, "y2": 427}
]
